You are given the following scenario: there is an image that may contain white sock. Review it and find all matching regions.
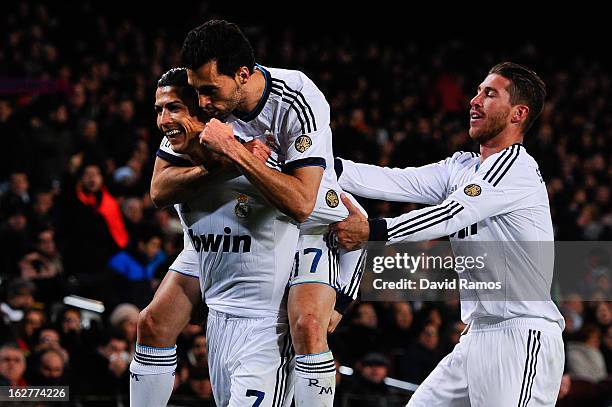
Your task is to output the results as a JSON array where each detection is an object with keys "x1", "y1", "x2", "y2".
[
  {"x1": 294, "y1": 350, "x2": 336, "y2": 407},
  {"x1": 129, "y1": 344, "x2": 177, "y2": 407}
]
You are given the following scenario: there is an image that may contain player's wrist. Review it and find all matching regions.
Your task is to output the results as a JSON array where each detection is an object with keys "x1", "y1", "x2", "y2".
[
  {"x1": 368, "y1": 218, "x2": 388, "y2": 241},
  {"x1": 334, "y1": 291, "x2": 354, "y2": 315}
]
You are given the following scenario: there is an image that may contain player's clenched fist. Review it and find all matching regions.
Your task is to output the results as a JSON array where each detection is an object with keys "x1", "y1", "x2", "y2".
[{"x1": 199, "y1": 118, "x2": 238, "y2": 156}]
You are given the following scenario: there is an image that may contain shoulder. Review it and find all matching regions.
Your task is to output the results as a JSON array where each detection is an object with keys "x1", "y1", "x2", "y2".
[
  {"x1": 450, "y1": 150, "x2": 480, "y2": 164},
  {"x1": 478, "y1": 144, "x2": 540, "y2": 188},
  {"x1": 439, "y1": 151, "x2": 479, "y2": 169},
  {"x1": 267, "y1": 66, "x2": 311, "y2": 91},
  {"x1": 268, "y1": 66, "x2": 326, "y2": 104}
]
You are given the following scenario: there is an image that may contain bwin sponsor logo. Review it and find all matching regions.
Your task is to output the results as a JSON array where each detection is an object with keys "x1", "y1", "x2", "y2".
[{"x1": 188, "y1": 227, "x2": 252, "y2": 253}]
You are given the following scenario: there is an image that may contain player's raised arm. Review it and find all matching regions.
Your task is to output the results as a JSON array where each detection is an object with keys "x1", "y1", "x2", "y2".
[{"x1": 336, "y1": 154, "x2": 463, "y2": 205}]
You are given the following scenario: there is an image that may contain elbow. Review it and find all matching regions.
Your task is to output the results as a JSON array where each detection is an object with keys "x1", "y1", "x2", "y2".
[
  {"x1": 291, "y1": 199, "x2": 316, "y2": 223},
  {"x1": 149, "y1": 187, "x2": 169, "y2": 208}
]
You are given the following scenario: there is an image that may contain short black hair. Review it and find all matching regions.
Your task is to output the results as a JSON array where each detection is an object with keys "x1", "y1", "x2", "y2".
[
  {"x1": 157, "y1": 68, "x2": 199, "y2": 116},
  {"x1": 181, "y1": 19, "x2": 255, "y2": 76},
  {"x1": 489, "y1": 62, "x2": 546, "y2": 134}
]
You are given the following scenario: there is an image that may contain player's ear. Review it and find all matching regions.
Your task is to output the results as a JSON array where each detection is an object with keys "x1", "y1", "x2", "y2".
[
  {"x1": 236, "y1": 66, "x2": 250, "y2": 84},
  {"x1": 511, "y1": 105, "x2": 529, "y2": 125}
]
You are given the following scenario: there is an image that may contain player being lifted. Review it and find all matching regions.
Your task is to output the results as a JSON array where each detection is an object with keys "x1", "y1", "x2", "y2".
[
  {"x1": 333, "y1": 62, "x2": 564, "y2": 407},
  {"x1": 130, "y1": 67, "x2": 299, "y2": 407},
  {"x1": 131, "y1": 20, "x2": 367, "y2": 407}
]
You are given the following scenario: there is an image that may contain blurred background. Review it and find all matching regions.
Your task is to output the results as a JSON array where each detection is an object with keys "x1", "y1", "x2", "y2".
[{"x1": 0, "y1": 1, "x2": 610, "y2": 406}]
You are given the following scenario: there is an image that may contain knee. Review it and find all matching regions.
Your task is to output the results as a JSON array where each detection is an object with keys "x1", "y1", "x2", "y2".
[
  {"x1": 293, "y1": 314, "x2": 325, "y2": 343},
  {"x1": 137, "y1": 307, "x2": 170, "y2": 343}
]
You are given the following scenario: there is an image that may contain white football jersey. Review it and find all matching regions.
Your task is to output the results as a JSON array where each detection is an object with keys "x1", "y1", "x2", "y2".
[
  {"x1": 158, "y1": 140, "x2": 299, "y2": 318},
  {"x1": 225, "y1": 65, "x2": 349, "y2": 233},
  {"x1": 337, "y1": 144, "x2": 564, "y2": 328}
]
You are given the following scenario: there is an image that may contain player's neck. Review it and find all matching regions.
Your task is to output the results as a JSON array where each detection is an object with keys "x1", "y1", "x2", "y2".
[
  {"x1": 185, "y1": 142, "x2": 207, "y2": 165},
  {"x1": 237, "y1": 69, "x2": 265, "y2": 114},
  {"x1": 479, "y1": 131, "x2": 523, "y2": 162}
]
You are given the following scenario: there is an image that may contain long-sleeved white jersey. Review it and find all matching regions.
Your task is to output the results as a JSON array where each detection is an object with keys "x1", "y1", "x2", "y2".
[
  {"x1": 337, "y1": 144, "x2": 564, "y2": 329},
  {"x1": 222, "y1": 64, "x2": 349, "y2": 233}
]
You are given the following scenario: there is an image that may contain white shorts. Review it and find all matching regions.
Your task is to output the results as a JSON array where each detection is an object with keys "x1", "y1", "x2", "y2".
[
  {"x1": 408, "y1": 317, "x2": 564, "y2": 407},
  {"x1": 289, "y1": 193, "x2": 367, "y2": 294},
  {"x1": 168, "y1": 246, "x2": 199, "y2": 278},
  {"x1": 289, "y1": 233, "x2": 340, "y2": 289},
  {"x1": 206, "y1": 309, "x2": 295, "y2": 407}
]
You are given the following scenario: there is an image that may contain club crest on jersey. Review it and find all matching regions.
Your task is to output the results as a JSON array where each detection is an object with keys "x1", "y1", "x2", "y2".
[
  {"x1": 464, "y1": 184, "x2": 482, "y2": 197},
  {"x1": 234, "y1": 194, "x2": 250, "y2": 218},
  {"x1": 294, "y1": 135, "x2": 312, "y2": 153},
  {"x1": 325, "y1": 190, "x2": 339, "y2": 208}
]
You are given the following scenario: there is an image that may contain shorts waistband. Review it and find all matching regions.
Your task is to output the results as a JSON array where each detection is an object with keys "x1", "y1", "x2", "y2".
[
  {"x1": 208, "y1": 308, "x2": 287, "y2": 322},
  {"x1": 468, "y1": 317, "x2": 562, "y2": 337}
]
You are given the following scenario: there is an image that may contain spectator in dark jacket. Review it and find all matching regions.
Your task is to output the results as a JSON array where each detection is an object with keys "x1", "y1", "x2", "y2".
[{"x1": 57, "y1": 160, "x2": 128, "y2": 300}]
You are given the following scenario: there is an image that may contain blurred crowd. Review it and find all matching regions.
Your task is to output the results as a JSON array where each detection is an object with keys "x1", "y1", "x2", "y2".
[{"x1": 0, "y1": 1, "x2": 611, "y2": 406}]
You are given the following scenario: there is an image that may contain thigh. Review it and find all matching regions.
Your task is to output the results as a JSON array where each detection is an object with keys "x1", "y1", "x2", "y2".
[
  {"x1": 408, "y1": 338, "x2": 470, "y2": 407},
  {"x1": 467, "y1": 329, "x2": 564, "y2": 407},
  {"x1": 227, "y1": 318, "x2": 295, "y2": 407}
]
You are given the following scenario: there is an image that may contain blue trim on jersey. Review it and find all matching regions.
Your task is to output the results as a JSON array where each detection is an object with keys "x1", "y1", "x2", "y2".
[
  {"x1": 282, "y1": 157, "x2": 326, "y2": 174},
  {"x1": 137, "y1": 344, "x2": 176, "y2": 351},
  {"x1": 288, "y1": 280, "x2": 334, "y2": 288},
  {"x1": 169, "y1": 268, "x2": 199, "y2": 278},
  {"x1": 295, "y1": 350, "x2": 332, "y2": 359},
  {"x1": 233, "y1": 64, "x2": 271, "y2": 122},
  {"x1": 156, "y1": 149, "x2": 192, "y2": 167}
]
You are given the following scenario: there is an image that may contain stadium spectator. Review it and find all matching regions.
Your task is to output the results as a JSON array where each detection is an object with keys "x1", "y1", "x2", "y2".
[
  {"x1": 185, "y1": 333, "x2": 207, "y2": 369},
  {"x1": 340, "y1": 352, "x2": 403, "y2": 407},
  {"x1": 76, "y1": 332, "x2": 130, "y2": 400},
  {"x1": 0, "y1": 343, "x2": 27, "y2": 386},
  {"x1": 567, "y1": 324, "x2": 607, "y2": 383},
  {"x1": 56, "y1": 161, "x2": 129, "y2": 299},
  {"x1": 0, "y1": 172, "x2": 31, "y2": 214},
  {"x1": 0, "y1": 279, "x2": 35, "y2": 323},
  {"x1": 174, "y1": 365, "x2": 214, "y2": 406},
  {"x1": 107, "y1": 227, "x2": 165, "y2": 308},
  {"x1": 334, "y1": 302, "x2": 386, "y2": 365},
  {"x1": 395, "y1": 322, "x2": 443, "y2": 384},
  {"x1": 385, "y1": 302, "x2": 415, "y2": 353},
  {"x1": 109, "y1": 303, "x2": 139, "y2": 351},
  {"x1": 31, "y1": 326, "x2": 69, "y2": 363},
  {"x1": 29, "y1": 348, "x2": 68, "y2": 386},
  {"x1": 16, "y1": 308, "x2": 47, "y2": 351},
  {"x1": 0, "y1": 206, "x2": 31, "y2": 276}
]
